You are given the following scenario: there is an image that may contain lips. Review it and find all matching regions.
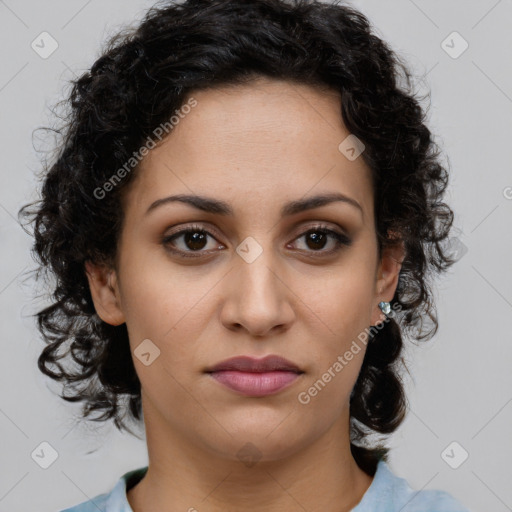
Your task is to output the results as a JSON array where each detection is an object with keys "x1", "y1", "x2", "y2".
[
  {"x1": 205, "y1": 355, "x2": 303, "y2": 374},
  {"x1": 205, "y1": 355, "x2": 304, "y2": 397}
]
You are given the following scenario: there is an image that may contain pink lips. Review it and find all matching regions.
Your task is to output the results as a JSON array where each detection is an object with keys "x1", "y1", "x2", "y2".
[{"x1": 206, "y1": 355, "x2": 303, "y2": 397}]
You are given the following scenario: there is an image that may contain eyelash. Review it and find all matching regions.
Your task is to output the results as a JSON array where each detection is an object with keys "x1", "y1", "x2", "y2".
[{"x1": 162, "y1": 223, "x2": 352, "y2": 259}]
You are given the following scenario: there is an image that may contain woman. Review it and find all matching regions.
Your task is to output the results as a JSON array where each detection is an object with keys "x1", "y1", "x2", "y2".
[{"x1": 19, "y1": 0, "x2": 472, "y2": 510}]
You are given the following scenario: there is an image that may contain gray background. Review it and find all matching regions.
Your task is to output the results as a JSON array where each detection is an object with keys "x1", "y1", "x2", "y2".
[{"x1": 1, "y1": 1, "x2": 511, "y2": 511}]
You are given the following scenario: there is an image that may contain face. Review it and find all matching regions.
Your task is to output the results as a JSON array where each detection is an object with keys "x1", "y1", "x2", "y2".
[{"x1": 86, "y1": 77, "x2": 403, "y2": 463}]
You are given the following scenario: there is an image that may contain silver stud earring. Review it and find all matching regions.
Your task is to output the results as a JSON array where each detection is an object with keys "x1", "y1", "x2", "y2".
[{"x1": 378, "y1": 301, "x2": 391, "y2": 316}]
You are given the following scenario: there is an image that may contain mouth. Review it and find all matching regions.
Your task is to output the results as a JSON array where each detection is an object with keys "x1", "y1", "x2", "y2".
[{"x1": 205, "y1": 355, "x2": 304, "y2": 397}]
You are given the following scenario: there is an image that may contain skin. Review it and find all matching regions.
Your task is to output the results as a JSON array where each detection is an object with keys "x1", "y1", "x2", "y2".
[{"x1": 86, "y1": 77, "x2": 405, "y2": 512}]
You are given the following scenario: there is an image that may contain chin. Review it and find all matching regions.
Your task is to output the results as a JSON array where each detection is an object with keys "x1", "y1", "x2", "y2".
[{"x1": 199, "y1": 421, "x2": 318, "y2": 464}]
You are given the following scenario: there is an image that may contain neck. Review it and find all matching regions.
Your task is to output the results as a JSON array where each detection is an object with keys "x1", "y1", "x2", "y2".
[{"x1": 127, "y1": 396, "x2": 374, "y2": 512}]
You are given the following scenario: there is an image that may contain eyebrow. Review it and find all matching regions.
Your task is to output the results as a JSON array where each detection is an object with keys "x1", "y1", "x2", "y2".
[{"x1": 145, "y1": 192, "x2": 363, "y2": 218}]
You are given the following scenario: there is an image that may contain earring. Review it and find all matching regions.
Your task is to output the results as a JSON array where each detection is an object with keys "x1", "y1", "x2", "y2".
[{"x1": 378, "y1": 301, "x2": 391, "y2": 316}]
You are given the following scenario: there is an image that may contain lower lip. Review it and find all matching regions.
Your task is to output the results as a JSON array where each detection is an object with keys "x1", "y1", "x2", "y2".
[{"x1": 208, "y1": 370, "x2": 301, "y2": 397}]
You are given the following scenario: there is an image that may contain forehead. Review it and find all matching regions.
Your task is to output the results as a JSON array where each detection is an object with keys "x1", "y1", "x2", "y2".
[{"x1": 122, "y1": 78, "x2": 373, "y2": 223}]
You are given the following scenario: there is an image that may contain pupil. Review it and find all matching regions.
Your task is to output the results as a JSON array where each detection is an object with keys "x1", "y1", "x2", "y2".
[
  {"x1": 307, "y1": 231, "x2": 326, "y2": 250},
  {"x1": 185, "y1": 231, "x2": 207, "y2": 250}
]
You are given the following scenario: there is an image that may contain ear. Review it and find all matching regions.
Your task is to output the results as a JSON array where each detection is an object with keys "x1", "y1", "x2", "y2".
[
  {"x1": 84, "y1": 261, "x2": 126, "y2": 326},
  {"x1": 371, "y1": 238, "x2": 405, "y2": 326}
]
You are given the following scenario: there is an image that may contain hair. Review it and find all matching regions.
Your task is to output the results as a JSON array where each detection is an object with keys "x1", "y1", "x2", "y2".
[{"x1": 19, "y1": 0, "x2": 459, "y2": 476}]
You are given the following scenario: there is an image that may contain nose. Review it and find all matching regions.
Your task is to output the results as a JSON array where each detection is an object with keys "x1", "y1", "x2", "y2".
[{"x1": 220, "y1": 247, "x2": 296, "y2": 338}]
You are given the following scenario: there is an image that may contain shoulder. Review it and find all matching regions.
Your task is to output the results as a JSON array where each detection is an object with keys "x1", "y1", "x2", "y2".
[
  {"x1": 353, "y1": 460, "x2": 471, "y2": 512},
  {"x1": 399, "y1": 489, "x2": 472, "y2": 512},
  {"x1": 58, "y1": 467, "x2": 148, "y2": 512},
  {"x1": 59, "y1": 491, "x2": 110, "y2": 512}
]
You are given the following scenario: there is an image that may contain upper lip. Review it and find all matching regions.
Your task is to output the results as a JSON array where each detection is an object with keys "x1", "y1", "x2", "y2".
[{"x1": 206, "y1": 355, "x2": 303, "y2": 374}]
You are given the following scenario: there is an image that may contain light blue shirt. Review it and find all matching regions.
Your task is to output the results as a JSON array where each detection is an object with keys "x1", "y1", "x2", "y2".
[{"x1": 60, "y1": 460, "x2": 471, "y2": 511}]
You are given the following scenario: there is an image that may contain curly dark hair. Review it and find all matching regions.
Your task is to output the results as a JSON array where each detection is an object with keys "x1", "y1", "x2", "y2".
[{"x1": 19, "y1": 0, "x2": 458, "y2": 476}]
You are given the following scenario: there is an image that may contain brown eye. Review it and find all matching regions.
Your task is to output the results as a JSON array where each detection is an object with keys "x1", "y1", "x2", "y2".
[
  {"x1": 291, "y1": 225, "x2": 352, "y2": 256},
  {"x1": 162, "y1": 223, "x2": 351, "y2": 260},
  {"x1": 304, "y1": 230, "x2": 328, "y2": 250},
  {"x1": 180, "y1": 230, "x2": 208, "y2": 251},
  {"x1": 162, "y1": 224, "x2": 224, "y2": 258}
]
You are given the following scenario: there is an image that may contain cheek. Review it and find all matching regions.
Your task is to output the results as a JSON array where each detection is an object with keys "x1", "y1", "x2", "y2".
[
  {"x1": 121, "y1": 273, "x2": 212, "y2": 411},
  {"x1": 298, "y1": 264, "x2": 374, "y2": 388},
  {"x1": 303, "y1": 262, "x2": 376, "y2": 332},
  {"x1": 120, "y1": 243, "x2": 201, "y2": 321}
]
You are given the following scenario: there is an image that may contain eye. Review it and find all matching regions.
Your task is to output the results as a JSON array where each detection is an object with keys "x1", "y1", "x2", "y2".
[
  {"x1": 162, "y1": 223, "x2": 352, "y2": 259},
  {"x1": 289, "y1": 224, "x2": 352, "y2": 257},
  {"x1": 162, "y1": 224, "x2": 224, "y2": 258}
]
